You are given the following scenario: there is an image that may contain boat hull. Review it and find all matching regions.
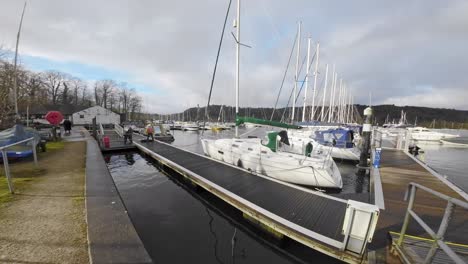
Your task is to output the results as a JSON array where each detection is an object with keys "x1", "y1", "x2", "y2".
[{"x1": 201, "y1": 138, "x2": 342, "y2": 189}]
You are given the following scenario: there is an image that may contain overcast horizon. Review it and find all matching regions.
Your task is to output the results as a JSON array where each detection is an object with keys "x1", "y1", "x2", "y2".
[{"x1": 1, "y1": 0, "x2": 468, "y2": 114}]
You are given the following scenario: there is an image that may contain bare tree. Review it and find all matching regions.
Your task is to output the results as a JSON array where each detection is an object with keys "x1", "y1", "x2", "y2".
[
  {"x1": 42, "y1": 70, "x2": 64, "y2": 105},
  {"x1": 95, "y1": 79, "x2": 115, "y2": 108},
  {"x1": 69, "y1": 77, "x2": 85, "y2": 106},
  {"x1": 94, "y1": 82, "x2": 101, "y2": 106}
]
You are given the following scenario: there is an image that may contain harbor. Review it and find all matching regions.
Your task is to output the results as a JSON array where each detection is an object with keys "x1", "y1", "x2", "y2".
[
  {"x1": 101, "y1": 126, "x2": 466, "y2": 263},
  {"x1": 1, "y1": 0, "x2": 468, "y2": 263}
]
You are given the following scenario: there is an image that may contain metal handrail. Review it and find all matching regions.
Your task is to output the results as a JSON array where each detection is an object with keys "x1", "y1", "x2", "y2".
[
  {"x1": 0, "y1": 137, "x2": 35, "y2": 150},
  {"x1": 1, "y1": 137, "x2": 38, "y2": 194},
  {"x1": 396, "y1": 182, "x2": 468, "y2": 264},
  {"x1": 99, "y1": 122, "x2": 104, "y2": 136},
  {"x1": 114, "y1": 123, "x2": 124, "y2": 137}
]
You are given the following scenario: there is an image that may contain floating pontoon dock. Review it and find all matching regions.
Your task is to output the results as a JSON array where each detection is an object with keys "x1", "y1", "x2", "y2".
[
  {"x1": 372, "y1": 149, "x2": 468, "y2": 263},
  {"x1": 134, "y1": 139, "x2": 380, "y2": 263}
]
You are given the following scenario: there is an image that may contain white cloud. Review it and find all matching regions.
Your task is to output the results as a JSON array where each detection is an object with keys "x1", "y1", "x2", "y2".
[{"x1": 1, "y1": 0, "x2": 468, "y2": 113}]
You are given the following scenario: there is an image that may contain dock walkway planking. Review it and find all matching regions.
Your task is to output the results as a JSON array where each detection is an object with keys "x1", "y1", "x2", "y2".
[
  {"x1": 371, "y1": 149, "x2": 468, "y2": 258},
  {"x1": 134, "y1": 139, "x2": 377, "y2": 263}
]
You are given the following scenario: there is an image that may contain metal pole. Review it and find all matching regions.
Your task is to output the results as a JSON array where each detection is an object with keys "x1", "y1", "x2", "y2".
[
  {"x1": 320, "y1": 64, "x2": 329, "y2": 122},
  {"x1": 13, "y1": 2, "x2": 27, "y2": 121},
  {"x1": 235, "y1": 0, "x2": 240, "y2": 138},
  {"x1": 292, "y1": 21, "x2": 301, "y2": 123},
  {"x1": 302, "y1": 37, "x2": 311, "y2": 122},
  {"x1": 32, "y1": 140, "x2": 38, "y2": 166},
  {"x1": 311, "y1": 42, "x2": 320, "y2": 121},
  {"x1": 424, "y1": 201, "x2": 455, "y2": 263},
  {"x1": 359, "y1": 107, "x2": 372, "y2": 168},
  {"x1": 397, "y1": 185, "x2": 416, "y2": 246},
  {"x1": 328, "y1": 65, "x2": 336, "y2": 123},
  {"x1": 2, "y1": 150, "x2": 14, "y2": 194}
]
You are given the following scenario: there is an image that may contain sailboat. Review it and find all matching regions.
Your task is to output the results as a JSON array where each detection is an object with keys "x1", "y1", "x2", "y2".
[{"x1": 201, "y1": 3, "x2": 342, "y2": 189}]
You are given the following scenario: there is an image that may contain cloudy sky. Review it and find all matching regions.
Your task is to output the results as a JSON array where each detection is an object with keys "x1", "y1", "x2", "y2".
[{"x1": 1, "y1": 0, "x2": 467, "y2": 113}]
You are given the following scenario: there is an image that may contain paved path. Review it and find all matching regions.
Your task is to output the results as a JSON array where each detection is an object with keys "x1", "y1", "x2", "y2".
[{"x1": 0, "y1": 141, "x2": 89, "y2": 263}]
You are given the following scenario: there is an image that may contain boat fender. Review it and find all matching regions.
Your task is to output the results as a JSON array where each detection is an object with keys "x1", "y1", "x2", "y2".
[{"x1": 305, "y1": 142, "x2": 313, "y2": 157}]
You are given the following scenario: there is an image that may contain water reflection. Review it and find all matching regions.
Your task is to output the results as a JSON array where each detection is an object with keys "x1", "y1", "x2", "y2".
[{"x1": 104, "y1": 152, "x2": 343, "y2": 263}]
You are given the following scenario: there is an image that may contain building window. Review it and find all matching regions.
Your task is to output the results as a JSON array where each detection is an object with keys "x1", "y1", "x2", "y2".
[{"x1": 80, "y1": 114, "x2": 84, "y2": 118}]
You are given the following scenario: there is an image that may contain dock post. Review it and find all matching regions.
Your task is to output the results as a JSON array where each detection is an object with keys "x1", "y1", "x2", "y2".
[
  {"x1": 92, "y1": 117, "x2": 97, "y2": 140},
  {"x1": 1, "y1": 150, "x2": 14, "y2": 194},
  {"x1": 358, "y1": 107, "x2": 373, "y2": 169}
]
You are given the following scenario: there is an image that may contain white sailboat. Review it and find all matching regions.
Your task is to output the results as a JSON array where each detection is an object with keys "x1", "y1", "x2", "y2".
[{"x1": 201, "y1": 1, "x2": 343, "y2": 189}]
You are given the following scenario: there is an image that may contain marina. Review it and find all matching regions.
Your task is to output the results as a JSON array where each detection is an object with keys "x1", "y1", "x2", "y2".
[
  {"x1": 100, "y1": 127, "x2": 467, "y2": 263},
  {"x1": 1, "y1": 0, "x2": 468, "y2": 263}
]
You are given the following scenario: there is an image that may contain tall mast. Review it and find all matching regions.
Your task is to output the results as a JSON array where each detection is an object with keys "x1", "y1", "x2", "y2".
[
  {"x1": 310, "y1": 42, "x2": 320, "y2": 121},
  {"x1": 320, "y1": 63, "x2": 328, "y2": 122},
  {"x1": 327, "y1": 65, "x2": 336, "y2": 122},
  {"x1": 346, "y1": 89, "x2": 352, "y2": 123},
  {"x1": 302, "y1": 37, "x2": 311, "y2": 122},
  {"x1": 13, "y1": 2, "x2": 27, "y2": 121},
  {"x1": 338, "y1": 79, "x2": 343, "y2": 123},
  {"x1": 292, "y1": 21, "x2": 301, "y2": 123},
  {"x1": 235, "y1": 0, "x2": 240, "y2": 137},
  {"x1": 329, "y1": 72, "x2": 337, "y2": 122}
]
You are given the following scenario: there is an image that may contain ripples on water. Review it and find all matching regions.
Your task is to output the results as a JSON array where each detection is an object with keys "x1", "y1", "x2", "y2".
[
  {"x1": 415, "y1": 129, "x2": 468, "y2": 192},
  {"x1": 104, "y1": 128, "x2": 361, "y2": 263}
]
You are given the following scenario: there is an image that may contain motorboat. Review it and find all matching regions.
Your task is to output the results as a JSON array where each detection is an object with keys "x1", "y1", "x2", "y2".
[
  {"x1": 408, "y1": 127, "x2": 458, "y2": 141},
  {"x1": 182, "y1": 123, "x2": 199, "y2": 131},
  {"x1": 202, "y1": 130, "x2": 342, "y2": 188}
]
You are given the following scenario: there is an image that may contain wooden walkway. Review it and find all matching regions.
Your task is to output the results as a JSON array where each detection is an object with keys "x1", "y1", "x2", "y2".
[{"x1": 371, "y1": 149, "x2": 468, "y2": 261}]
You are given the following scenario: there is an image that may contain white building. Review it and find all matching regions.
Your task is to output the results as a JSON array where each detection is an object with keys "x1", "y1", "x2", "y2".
[{"x1": 72, "y1": 106, "x2": 120, "y2": 125}]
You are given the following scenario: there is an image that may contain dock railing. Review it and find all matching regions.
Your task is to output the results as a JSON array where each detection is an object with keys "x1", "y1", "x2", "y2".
[
  {"x1": 114, "y1": 123, "x2": 124, "y2": 137},
  {"x1": 394, "y1": 182, "x2": 468, "y2": 264},
  {"x1": 1, "y1": 137, "x2": 38, "y2": 194}
]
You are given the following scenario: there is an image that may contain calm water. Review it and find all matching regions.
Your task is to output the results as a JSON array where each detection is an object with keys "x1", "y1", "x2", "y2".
[
  {"x1": 416, "y1": 129, "x2": 468, "y2": 192},
  {"x1": 104, "y1": 128, "x2": 366, "y2": 263}
]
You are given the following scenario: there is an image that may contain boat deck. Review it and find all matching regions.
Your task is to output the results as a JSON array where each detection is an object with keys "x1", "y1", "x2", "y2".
[
  {"x1": 371, "y1": 149, "x2": 468, "y2": 260},
  {"x1": 134, "y1": 140, "x2": 375, "y2": 263}
]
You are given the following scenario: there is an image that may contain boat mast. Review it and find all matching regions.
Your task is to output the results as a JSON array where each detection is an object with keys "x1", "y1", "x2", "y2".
[
  {"x1": 302, "y1": 37, "x2": 311, "y2": 122},
  {"x1": 328, "y1": 65, "x2": 336, "y2": 123},
  {"x1": 292, "y1": 21, "x2": 301, "y2": 124},
  {"x1": 235, "y1": 0, "x2": 240, "y2": 137},
  {"x1": 310, "y1": 42, "x2": 320, "y2": 121},
  {"x1": 320, "y1": 64, "x2": 328, "y2": 122},
  {"x1": 346, "y1": 89, "x2": 352, "y2": 124},
  {"x1": 13, "y1": 2, "x2": 27, "y2": 121},
  {"x1": 338, "y1": 78, "x2": 343, "y2": 123}
]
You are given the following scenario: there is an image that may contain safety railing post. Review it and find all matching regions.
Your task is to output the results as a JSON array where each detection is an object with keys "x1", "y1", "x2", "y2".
[
  {"x1": 2, "y1": 149, "x2": 14, "y2": 194},
  {"x1": 397, "y1": 185, "x2": 416, "y2": 246},
  {"x1": 32, "y1": 139, "x2": 38, "y2": 166},
  {"x1": 424, "y1": 201, "x2": 455, "y2": 263}
]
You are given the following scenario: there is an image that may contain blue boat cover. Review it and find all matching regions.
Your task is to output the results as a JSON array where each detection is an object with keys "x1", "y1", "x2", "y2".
[
  {"x1": 0, "y1": 124, "x2": 41, "y2": 159},
  {"x1": 314, "y1": 128, "x2": 355, "y2": 148}
]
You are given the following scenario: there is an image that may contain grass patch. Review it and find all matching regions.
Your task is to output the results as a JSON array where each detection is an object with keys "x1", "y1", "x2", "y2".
[
  {"x1": 46, "y1": 141, "x2": 65, "y2": 151},
  {"x1": 0, "y1": 177, "x2": 35, "y2": 204}
]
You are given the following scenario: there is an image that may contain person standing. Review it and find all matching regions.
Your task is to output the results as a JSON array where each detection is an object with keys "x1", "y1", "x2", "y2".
[
  {"x1": 145, "y1": 123, "x2": 154, "y2": 142},
  {"x1": 63, "y1": 118, "x2": 72, "y2": 135}
]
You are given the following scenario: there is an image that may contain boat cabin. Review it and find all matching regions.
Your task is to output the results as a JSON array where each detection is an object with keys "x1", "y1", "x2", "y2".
[{"x1": 314, "y1": 128, "x2": 355, "y2": 148}]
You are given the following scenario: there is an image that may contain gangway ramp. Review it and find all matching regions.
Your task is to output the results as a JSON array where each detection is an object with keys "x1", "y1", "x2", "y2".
[{"x1": 134, "y1": 140, "x2": 380, "y2": 263}]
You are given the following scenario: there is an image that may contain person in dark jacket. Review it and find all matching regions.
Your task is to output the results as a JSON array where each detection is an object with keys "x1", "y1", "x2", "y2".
[{"x1": 63, "y1": 119, "x2": 72, "y2": 135}]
